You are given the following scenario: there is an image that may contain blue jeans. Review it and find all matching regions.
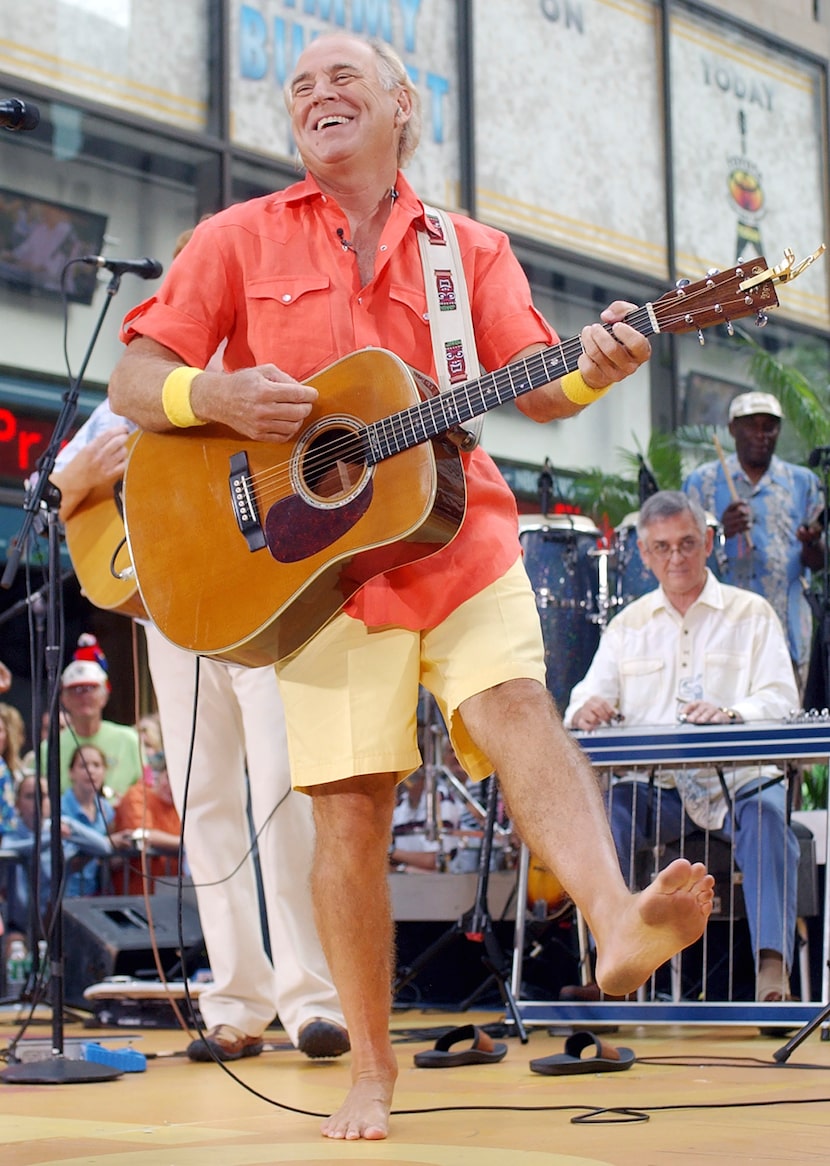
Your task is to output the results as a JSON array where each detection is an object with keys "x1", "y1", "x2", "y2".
[{"x1": 606, "y1": 777, "x2": 799, "y2": 966}]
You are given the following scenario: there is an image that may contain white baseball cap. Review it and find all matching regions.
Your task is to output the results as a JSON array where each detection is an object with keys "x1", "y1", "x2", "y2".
[
  {"x1": 61, "y1": 660, "x2": 108, "y2": 688},
  {"x1": 728, "y1": 391, "x2": 783, "y2": 421}
]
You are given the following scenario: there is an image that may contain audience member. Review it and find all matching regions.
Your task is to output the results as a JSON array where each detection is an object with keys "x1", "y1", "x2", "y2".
[
  {"x1": 1, "y1": 774, "x2": 51, "y2": 940},
  {"x1": 439, "y1": 740, "x2": 514, "y2": 874},
  {"x1": 43, "y1": 639, "x2": 143, "y2": 797},
  {"x1": 389, "y1": 765, "x2": 461, "y2": 872},
  {"x1": 0, "y1": 702, "x2": 25, "y2": 835},
  {"x1": 683, "y1": 391, "x2": 824, "y2": 684},
  {"x1": 112, "y1": 751, "x2": 182, "y2": 895},
  {"x1": 59, "y1": 743, "x2": 114, "y2": 896},
  {"x1": 137, "y1": 713, "x2": 163, "y2": 756},
  {"x1": 3, "y1": 772, "x2": 113, "y2": 933},
  {"x1": 564, "y1": 491, "x2": 800, "y2": 1001}
]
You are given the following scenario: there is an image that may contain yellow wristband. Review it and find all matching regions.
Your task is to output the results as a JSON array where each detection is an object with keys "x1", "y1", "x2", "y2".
[
  {"x1": 559, "y1": 369, "x2": 612, "y2": 406},
  {"x1": 161, "y1": 366, "x2": 206, "y2": 427}
]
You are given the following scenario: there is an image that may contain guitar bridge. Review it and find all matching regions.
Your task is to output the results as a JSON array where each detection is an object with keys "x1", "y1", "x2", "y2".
[{"x1": 229, "y1": 452, "x2": 266, "y2": 552}]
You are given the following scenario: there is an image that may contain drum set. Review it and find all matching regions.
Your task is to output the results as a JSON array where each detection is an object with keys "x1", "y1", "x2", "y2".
[{"x1": 519, "y1": 510, "x2": 725, "y2": 713}]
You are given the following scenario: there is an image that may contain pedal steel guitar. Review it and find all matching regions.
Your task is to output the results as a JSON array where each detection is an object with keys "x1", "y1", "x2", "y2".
[{"x1": 510, "y1": 717, "x2": 830, "y2": 1031}]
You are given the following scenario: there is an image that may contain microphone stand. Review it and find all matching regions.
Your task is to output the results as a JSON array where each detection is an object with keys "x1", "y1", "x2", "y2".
[
  {"x1": 804, "y1": 450, "x2": 830, "y2": 714},
  {"x1": 0, "y1": 270, "x2": 127, "y2": 1083},
  {"x1": 774, "y1": 450, "x2": 830, "y2": 1063},
  {"x1": 773, "y1": 448, "x2": 830, "y2": 1063},
  {"x1": 393, "y1": 773, "x2": 528, "y2": 1042}
]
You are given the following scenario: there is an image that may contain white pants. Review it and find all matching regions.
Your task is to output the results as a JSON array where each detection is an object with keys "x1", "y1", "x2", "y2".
[{"x1": 144, "y1": 625, "x2": 343, "y2": 1042}]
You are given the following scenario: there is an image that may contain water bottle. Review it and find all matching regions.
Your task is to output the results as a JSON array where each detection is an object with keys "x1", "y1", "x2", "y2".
[{"x1": 6, "y1": 939, "x2": 31, "y2": 997}]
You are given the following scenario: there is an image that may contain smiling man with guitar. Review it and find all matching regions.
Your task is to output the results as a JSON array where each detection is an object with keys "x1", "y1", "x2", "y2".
[{"x1": 107, "y1": 33, "x2": 722, "y2": 1141}]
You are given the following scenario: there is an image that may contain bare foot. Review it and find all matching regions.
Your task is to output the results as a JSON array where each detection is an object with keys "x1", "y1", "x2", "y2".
[
  {"x1": 321, "y1": 1071, "x2": 396, "y2": 1140},
  {"x1": 594, "y1": 859, "x2": 714, "y2": 996}
]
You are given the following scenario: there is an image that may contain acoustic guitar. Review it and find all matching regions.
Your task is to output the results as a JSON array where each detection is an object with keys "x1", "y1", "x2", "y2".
[
  {"x1": 64, "y1": 431, "x2": 147, "y2": 619},
  {"x1": 120, "y1": 250, "x2": 820, "y2": 666}
]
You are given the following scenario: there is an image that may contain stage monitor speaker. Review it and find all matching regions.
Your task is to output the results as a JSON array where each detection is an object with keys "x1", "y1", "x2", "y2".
[{"x1": 62, "y1": 894, "x2": 203, "y2": 1008}]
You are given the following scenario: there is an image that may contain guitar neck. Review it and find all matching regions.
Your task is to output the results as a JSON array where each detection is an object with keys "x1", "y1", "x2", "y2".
[
  {"x1": 359, "y1": 247, "x2": 826, "y2": 465},
  {"x1": 363, "y1": 304, "x2": 657, "y2": 465}
]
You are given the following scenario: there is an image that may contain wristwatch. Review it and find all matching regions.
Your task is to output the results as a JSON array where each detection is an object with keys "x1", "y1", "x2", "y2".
[{"x1": 720, "y1": 707, "x2": 739, "y2": 722}]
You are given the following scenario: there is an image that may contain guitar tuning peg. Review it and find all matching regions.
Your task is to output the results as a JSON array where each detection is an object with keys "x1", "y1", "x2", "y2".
[
  {"x1": 755, "y1": 311, "x2": 769, "y2": 328},
  {"x1": 725, "y1": 320, "x2": 734, "y2": 336},
  {"x1": 706, "y1": 267, "x2": 721, "y2": 276},
  {"x1": 697, "y1": 328, "x2": 705, "y2": 345},
  {"x1": 675, "y1": 278, "x2": 690, "y2": 290}
]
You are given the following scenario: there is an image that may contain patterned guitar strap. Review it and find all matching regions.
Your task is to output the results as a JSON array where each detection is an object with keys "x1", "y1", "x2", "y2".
[{"x1": 416, "y1": 204, "x2": 483, "y2": 450}]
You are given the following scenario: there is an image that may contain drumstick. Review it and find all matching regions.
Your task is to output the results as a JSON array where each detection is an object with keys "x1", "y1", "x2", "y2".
[{"x1": 713, "y1": 433, "x2": 753, "y2": 549}]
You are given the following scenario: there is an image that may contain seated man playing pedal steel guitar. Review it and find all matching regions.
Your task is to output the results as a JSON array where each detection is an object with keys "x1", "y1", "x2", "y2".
[{"x1": 564, "y1": 490, "x2": 799, "y2": 1003}]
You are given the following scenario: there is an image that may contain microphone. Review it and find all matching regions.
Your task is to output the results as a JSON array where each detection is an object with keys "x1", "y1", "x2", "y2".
[
  {"x1": 336, "y1": 228, "x2": 355, "y2": 253},
  {"x1": 79, "y1": 255, "x2": 163, "y2": 280},
  {"x1": 0, "y1": 99, "x2": 40, "y2": 131}
]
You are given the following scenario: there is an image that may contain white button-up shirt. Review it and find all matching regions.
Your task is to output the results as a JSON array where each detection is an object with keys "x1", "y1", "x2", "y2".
[{"x1": 564, "y1": 571, "x2": 799, "y2": 828}]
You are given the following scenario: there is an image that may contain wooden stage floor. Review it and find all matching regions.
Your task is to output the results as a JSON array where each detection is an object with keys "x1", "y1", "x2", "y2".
[{"x1": 2, "y1": 1005, "x2": 830, "y2": 1164}]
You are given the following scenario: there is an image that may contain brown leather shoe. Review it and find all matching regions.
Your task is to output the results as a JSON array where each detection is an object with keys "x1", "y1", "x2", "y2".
[
  {"x1": 297, "y1": 1018, "x2": 350, "y2": 1059},
  {"x1": 186, "y1": 1024, "x2": 264, "y2": 1062}
]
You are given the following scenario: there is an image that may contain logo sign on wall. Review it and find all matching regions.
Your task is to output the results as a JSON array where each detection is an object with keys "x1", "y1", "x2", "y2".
[{"x1": 670, "y1": 5, "x2": 828, "y2": 328}]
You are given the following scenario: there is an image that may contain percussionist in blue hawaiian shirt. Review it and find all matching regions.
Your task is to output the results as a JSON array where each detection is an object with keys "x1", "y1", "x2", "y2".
[{"x1": 684, "y1": 391, "x2": 824, "y2": 687}]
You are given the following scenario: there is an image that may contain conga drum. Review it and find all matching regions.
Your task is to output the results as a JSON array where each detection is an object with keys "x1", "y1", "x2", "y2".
[{"x1": 519, "y1": 514, "x2": 602, "y2": 713}]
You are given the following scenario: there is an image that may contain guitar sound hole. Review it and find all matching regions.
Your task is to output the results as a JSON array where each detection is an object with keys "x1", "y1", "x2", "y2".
[{"x1": 302, "y1": 426, "x2": 367, "y2": 501}]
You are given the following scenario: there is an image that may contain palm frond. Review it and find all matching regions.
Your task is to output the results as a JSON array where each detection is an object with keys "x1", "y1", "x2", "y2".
[
  {"x1": 733, "y1": 327, "x2": 830, "y2": 452},
  {"x1": 568, "y1": 469, "x2": 639, "y2": 528}
]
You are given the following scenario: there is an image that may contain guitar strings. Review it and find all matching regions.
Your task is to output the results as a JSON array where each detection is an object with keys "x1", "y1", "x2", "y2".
[
  {"x1": 239, "y1": 325, "x2": 622, "y2": 504},
  {"x1": 239, "y1": 286, "x2": 747, "y2": 507}
]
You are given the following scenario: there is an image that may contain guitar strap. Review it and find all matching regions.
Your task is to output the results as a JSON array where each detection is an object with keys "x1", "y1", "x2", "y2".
[{"x1": 418, "y1": 204, "x2": 483, "y2": 450}]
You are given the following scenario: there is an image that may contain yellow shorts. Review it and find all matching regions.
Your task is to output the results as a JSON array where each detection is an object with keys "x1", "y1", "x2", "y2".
[{"x1": 276, "y1": 557, "x2": 546, "y2": 791}]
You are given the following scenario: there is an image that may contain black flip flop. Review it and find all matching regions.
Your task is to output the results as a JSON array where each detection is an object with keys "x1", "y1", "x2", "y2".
[
  {"x1": 413, "y1": 1024, "x2": 508, "y2": 1068},
  {"x1": 530, "y1": 1030, "x2": 636, "y2": 1075}
]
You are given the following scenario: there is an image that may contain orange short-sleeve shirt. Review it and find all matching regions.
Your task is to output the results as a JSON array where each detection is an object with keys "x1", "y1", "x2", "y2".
[{"x1": 121, "y1": 174, "x2": 556, "y2": 630}]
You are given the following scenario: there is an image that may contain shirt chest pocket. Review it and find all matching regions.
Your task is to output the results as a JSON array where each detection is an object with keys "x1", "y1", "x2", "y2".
[
  {"x1": 244, "y1": 273, "x2": 337, "y2": 377},
  {"x1": 619, "y1": 657, "x2": 665, "y2": 711},
  {"x1": 703, "y1": 650, "x2": 749, "y2": 706}
]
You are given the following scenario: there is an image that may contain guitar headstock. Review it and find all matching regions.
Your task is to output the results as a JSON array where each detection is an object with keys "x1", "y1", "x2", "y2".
[{"x1": 650, "y1": 246, "x2": 826, "y2": 339}]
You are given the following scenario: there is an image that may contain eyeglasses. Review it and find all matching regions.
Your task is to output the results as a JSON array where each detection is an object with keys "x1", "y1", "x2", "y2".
[{"x1": 643, "y1": 537, "x2": 702, "y2": 561}]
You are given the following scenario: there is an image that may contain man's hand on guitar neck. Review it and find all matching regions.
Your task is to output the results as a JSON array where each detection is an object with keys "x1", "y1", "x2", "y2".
[
  {"x1": 585, "y1": 300, "x2": 653, "y2": 384},
  {"x1": 516, "y1": 300, "x2": 652, "y2": 424}
]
